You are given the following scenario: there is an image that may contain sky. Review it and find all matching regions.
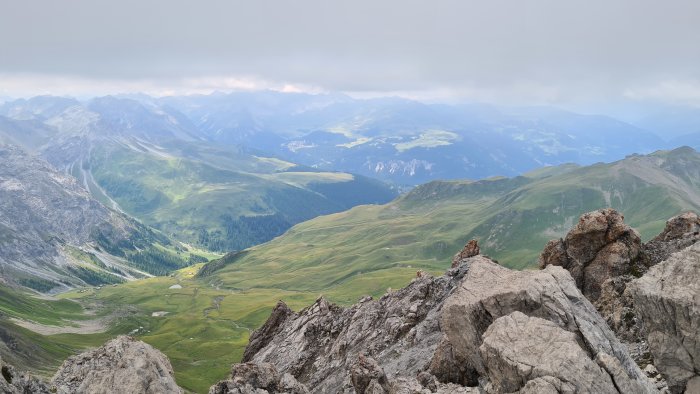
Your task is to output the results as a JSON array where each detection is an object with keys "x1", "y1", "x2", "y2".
[{"x1": 1, "y1": 0, "x2": 699, "y2": 107}]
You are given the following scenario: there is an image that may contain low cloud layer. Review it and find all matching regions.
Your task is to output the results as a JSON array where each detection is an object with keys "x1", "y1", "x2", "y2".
[{"x1": 1, "y1": 0, "x2": 699, "y2": 105}]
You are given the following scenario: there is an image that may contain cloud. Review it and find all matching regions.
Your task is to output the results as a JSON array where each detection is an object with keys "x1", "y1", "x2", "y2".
[{"x1": 1, "y1": 0, "x2": 699, "y2": 105}]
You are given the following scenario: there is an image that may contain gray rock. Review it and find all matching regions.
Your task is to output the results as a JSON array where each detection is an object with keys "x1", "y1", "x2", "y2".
[
  {"x1": 480, "y1": 311, "x2": 620, "y2": 393},
  {"x1": 211, "y1": 265, "x2": 470, "y2": 393},
  {"x1": 441, "y1": 256, "x2": 655, "y2": 393},
  {"x1": 214, "y1": 252, "x2": 655, "y2": 393},
  {"x1": 629, "y1": 243, "x2": 700, "y2": 394},
  {"x1": 0, "y1": 355, "x2": 52, "y2": 394},
  {"x1": 51, "y1": 335, "x2": 182, "y2": 394},
  {"x1": 643, "y1": 212, "x2": 700, "y2": 266},
  {"x1": 209, "y1": 362, "x2": 308, "y2": 394}
]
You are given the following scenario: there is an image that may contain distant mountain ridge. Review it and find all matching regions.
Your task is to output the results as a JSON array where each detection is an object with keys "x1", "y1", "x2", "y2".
[
  {"x1": 0, "y1": 96, "x2": 397, "y2": 253},
  {"x1": 198, "y1": 146, "x2": 700, "y2": 301},
  {"x1": 159, "y1": 92, "x2": 669, "y2": 183},
  {"x1": 0, "y1": 144, "x2": 190, "y2": 292},
  {"x1": 2, "y1": 92, "x2": 685, "y2": 186}
]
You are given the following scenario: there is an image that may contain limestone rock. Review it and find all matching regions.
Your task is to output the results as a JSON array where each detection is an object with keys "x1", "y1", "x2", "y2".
[
  {"x1": 51, "y1": 335, "x2": 182, "y2": 394},
  {"x1": 214, "y1": 251, "x2": 654, "y2": 393},
  {"x1": 629, "y1": 243, "x2": 700, "y2": 393},
  {"x1": 538, "y1": 208, "x2": 643, "y2": 303},
  {"x1": 480, "y1": 311, "x2": 622, "y2": 393},
  {"x1": 211, "y1": 264, "x2": 470, "y2": 393},
  {"x1": 0, "y1": 356, "x2": 52, "y2": 394},
  {"x1": 440, "y1": 256, "x2": 655, "y2": 393},
  {"x1": 451, "y1": 239, "x2": 480, "y2": 268},
  {"x1": 350, "y1": 355, "x2": 389, "y2": 394},
  {"x1": 209, "y1": 362, "x2": 308, "y2": 394},
  {"x1": 643, "y1": 212, "x2": 700, "y2": 266}
]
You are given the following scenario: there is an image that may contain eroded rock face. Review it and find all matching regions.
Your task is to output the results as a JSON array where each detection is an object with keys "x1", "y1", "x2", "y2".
[
  {"x1": 451, "y1": 239, "x2": 480, "y2": 268},
  {"x1": 213, "y1": 253, "x2": 654, "y2": 393},
  {"x1": 440, "y1": 257, "x2": 654, "y2": 394},
  {"x1": 209, "y1": 362, "x2": 308, "y2": 394},
  {"x1": 0, "y1": 356, "x2": 52, "y2": 394},
  {"x1": 629, "y1": 243, "x2": 700, "y2": 393},
  {"x1": 643, "y1": 212, "x2": 700, "y2": 266},
  {"x1": 539, "y1": 208, "x2": 643, "y2": 303},
  {"x1": 52, "y1": 335, "x2": 182, "y2": 394}
]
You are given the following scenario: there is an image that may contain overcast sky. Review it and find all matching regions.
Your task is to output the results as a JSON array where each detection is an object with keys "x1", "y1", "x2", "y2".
[{"x1": 1, "y1": 0, "x2": 699, "y2": 107}]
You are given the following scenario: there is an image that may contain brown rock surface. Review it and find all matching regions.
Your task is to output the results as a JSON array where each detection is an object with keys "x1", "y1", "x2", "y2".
[
  {"x1": 451, "y1": 239, "x2": 480, "y2": 268},
  {"x1": 538, "y1": 208, "x2": 643, "y2": 303},
  {"x1": 643, "y1": 212, "x2": 700, "y2": 266}
]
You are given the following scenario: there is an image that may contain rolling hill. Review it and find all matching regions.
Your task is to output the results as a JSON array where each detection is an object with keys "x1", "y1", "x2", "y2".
[
  {"x1": 199, "y1": 146, "x2": 700, "y2": 296},
  {"x1": 10, "y1": 146, "x2": 696, "y2": 393}
]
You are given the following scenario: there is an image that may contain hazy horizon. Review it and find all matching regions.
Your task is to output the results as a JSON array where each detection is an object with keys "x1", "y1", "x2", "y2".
[{"x1": 1, "y1": 0, "x2": 699, "y2": 112}]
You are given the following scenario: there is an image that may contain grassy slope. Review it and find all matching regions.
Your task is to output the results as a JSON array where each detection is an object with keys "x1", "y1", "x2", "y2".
[
  {"x1": 86, "y1": 142, "x2": 396, "y2": 252},
  {"x1": 8, "y1": 147, "x2": 700, "y2": 392}
]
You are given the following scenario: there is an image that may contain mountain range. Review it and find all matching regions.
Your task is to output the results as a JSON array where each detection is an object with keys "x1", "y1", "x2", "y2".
[
  {"x1": 0, "y1": 147, "x2": 690, "y2": 392},
  {"x1": 0, "y1": 95, "x2": 397, "y2": 253},
  {"x1": 2, "y1": 92, "x2": 700, "y2": 392}
]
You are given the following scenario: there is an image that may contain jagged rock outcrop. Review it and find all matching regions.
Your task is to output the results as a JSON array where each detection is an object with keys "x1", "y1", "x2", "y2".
[
  {"x1": 212, "y1": 252, "x2": 655, "y2": 393},
  {"x1": 209, "y1": 362, "x2": 308, "y2": 394},
  {"x1": 51, "y1": 335, "x2": 182, "y2": 394},
  {"x1": 628, "y1": 243, "x2": 700, "y2": 394},
  {"x1": 538, "y1": 209, "x2": 700, "y2": 392},
  {"x1": 451, "y1": 239, "x2": 480, "y2": 268},
  {"x1": 643, "y1": 212, "x2": 700, "y2": 266},
  {"x1": 0, "y1": 356, "x2": 52, "y2": 394},
  {"x1": 440, "y1": 256, "x2": 654, "y2": 394},
  {"x1": 538, "y1": 208, "x2": 643, "y2": 303}
]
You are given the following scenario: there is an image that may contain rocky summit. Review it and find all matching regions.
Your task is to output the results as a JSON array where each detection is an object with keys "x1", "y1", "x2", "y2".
[
  {"x1": 51, "y1": 335, "x2": 182, "y2": 394},
  {"x1": 540, "y1": 209, "x2": 700, "y2": 393},
  {"x1": 210, "y1": 209, "x2": 700, "y2": 394}
]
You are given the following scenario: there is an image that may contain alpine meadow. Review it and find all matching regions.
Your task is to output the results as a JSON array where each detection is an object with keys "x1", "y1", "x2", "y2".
[{"x1": 0, "y1": 1, "x2": 699, "y2": 394}]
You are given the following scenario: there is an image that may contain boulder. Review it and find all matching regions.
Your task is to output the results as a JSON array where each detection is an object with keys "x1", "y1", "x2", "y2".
[
  {"x1": 643, "y1": 212, "x2": 700, "y2": 266},
  {"x1": 51, "y1": 335, "x2": 182, "y2": 394},
  {"x1": 629, "y1": 243, "x2": 700, "y2": 393},
  {"x1": 440, "y1": 256, "x2": 655, "y2": 393},
  {"x1": 539, "y1": 208, "x2": 643, "y2": 303}
]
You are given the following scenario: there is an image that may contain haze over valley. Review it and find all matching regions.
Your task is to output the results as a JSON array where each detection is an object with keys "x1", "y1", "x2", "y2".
[{"x1": 0, "y1": 1, "x2": 699, "y2": 393}]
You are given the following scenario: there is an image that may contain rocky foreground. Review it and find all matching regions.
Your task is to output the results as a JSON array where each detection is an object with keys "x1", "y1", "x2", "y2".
[
  {"x1": 213, "y1": 209, "x2": 699, "y2": 394},
  {"x1": 1, "y1": 336, "x2": 181, "y2": 394},
  {"x1": 0, "y1": 209, "x2": 697, "y2": 393}
]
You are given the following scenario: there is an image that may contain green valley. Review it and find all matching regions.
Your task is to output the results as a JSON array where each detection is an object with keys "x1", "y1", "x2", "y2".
[
  {"x1": 4, "y1": 147, "x2": 700, "y2": 392},
  {"x1": 74, "y1": 140, "x2": 397, "y2": 252}
]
